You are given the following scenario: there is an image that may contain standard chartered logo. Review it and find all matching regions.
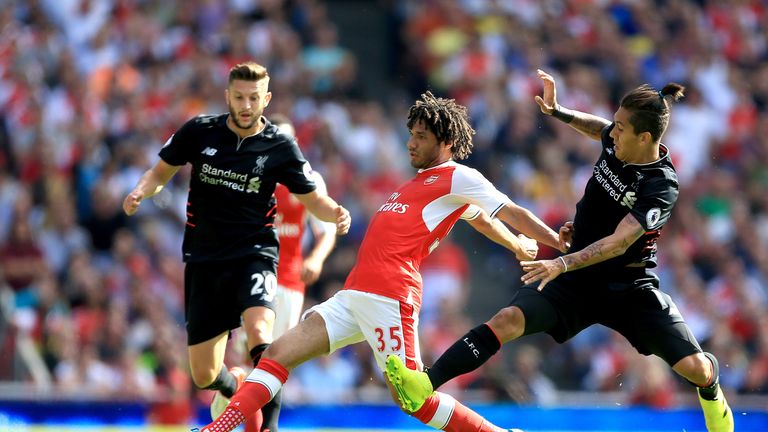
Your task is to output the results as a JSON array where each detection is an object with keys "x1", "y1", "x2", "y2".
[{"x1": 199, "y1": 163, "x2": 260, "y2": 193}]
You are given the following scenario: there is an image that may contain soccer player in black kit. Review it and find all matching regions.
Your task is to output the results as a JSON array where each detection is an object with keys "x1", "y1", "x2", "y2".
[
  {"x1": 123, "y1": 61, "x2": 350, "y2": 432},
  {"x1": 386, "y1": 69, "x2": 734, "y2": 432}
]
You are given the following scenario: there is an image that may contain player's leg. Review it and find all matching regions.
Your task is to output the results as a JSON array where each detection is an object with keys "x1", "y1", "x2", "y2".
[
  {"x1": 201, "y1": 312, "x2": 330, "y2": 432},
  {"x1": 387, "y1": 286, "x2": 560, "y2": 412},
  {"x1": 241, "y1": 305, "x2": 275, "y2": 431},
  {"x1": 188, "y1": 332, "x2": 237, "y2": 394},
  {"x1": 674, "y1": 352, "x2": 734, "y2": 432},
  {"x1": 259, "y1": 286, "x2": 303, "y2": 432},
  {"x1": 348, "y1": 291, "x2": 509, "y2": 432},
  {"x1": 185, "y1": 262, "x2": 246, "y2": 418},
  {"x1": 611, "y1": 288, "x2": 733, "y2": 432},
  {"x1": 271, "y1": 285, "x2": 304, "y2": 339},
  {"x1": 202, "y1": 290, "x2": 366, "y2": 432}
]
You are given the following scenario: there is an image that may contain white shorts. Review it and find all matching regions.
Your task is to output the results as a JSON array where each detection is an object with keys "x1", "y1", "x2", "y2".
[
  {"x1": 302, "y1": 289, "x2": 423, "y2": 372},
  {"x1": 272, "y1": 285, "x2": 305, "y2": 339}
]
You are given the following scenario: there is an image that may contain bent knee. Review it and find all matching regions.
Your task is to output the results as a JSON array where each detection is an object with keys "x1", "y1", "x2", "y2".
[
  {"x1": 487, "y1": 306, "x2": 525, "y2": 343},
  {"x1": 673, "y1": 353, "x2": 712, "y2": 386},
  {"x1": 189, "y1": 365, "x2": 220, "y2": 389}
]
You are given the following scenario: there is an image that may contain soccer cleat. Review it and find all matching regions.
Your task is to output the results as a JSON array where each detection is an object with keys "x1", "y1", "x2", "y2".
[
  {"x1": 384, "y1": 355, "x2": 434, "y2": 413},
  {"x1": 210, "y1": 366, "x2": 247, "y2": 420},
  {"x1": 698, "y1": 385, "x2": 734, "y2": 432}
]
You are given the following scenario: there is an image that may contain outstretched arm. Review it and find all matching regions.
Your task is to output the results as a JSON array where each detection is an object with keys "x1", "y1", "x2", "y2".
[
  {"x1": 495, "y1": 201, "x2": 565, "y2": 252},
  {"x1": 294, "y1": 190, "x2": 350, "y2": 235},
  {"x1": 520, "y1": 213, "x2": 646, "y2": 291},
  {"x1": 465, "y1": 208, "x2": 538, "y2": 261},
  {"x1": 534, "y1": 69, "x2": 611, "y2": 141},
  {"x1": 123, "y1": 159, "x2": 180, "y2": 216}
]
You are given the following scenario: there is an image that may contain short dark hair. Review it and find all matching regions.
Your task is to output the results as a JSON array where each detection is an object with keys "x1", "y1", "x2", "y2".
[
  {"x1": 407, "y1": 91, "x2": 475, "y2": 160},
  {"x1": 228, "y1": 61, "x2": 269, "y2": 84},
  {"x1": 620, "y1": 83, "x2": 685, "y2": 143}
]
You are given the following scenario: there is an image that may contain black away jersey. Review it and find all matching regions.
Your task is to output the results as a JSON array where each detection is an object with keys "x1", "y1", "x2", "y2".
[
  {"x1": 159, "y1": 114, "x2": 316, "y2": 263},
  {"x1": 569, "y1": 124, "x2": 679, "y2": 273}
]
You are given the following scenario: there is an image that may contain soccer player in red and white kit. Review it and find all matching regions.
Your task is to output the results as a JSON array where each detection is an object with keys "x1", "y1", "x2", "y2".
[{"x1": 198, "y1": 91, "x2": 566, "y2": 432}]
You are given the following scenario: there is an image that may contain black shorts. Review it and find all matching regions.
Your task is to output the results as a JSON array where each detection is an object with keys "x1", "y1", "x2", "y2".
[
  {"x1": 185, "y1": 256, "x2": 277, "y2": 345},
  {"x1": 510, "y1": 268, "x2": 702, "y2": 366}
]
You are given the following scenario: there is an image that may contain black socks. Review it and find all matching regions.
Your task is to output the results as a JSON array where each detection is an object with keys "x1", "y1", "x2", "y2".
[
  {"x1": 261, "y1": 388, "x2": 282, "y2": 431},
  {"x1": 203, "y1": 365, "x2": 237, "y2": 398},
  {"x1": 697, "y1": 352, "x2": 721, "y2": 401},
  {"x1": 427, "y1": 324, "x2": 501, "y2": 390},
  {"x1": 250, "y1": 343, "x2": 270, "y2": 367}
]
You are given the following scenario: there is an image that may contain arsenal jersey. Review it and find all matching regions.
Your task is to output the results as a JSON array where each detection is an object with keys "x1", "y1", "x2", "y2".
[{"x1": 343, "y1": 161, "x2": 509, "y2": 310}]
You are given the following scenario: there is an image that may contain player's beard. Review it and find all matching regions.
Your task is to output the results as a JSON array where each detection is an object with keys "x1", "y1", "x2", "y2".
[
  {"x1": 410, "y1": 147, "x2": 441, "y2": 169},
  {"x1": 229, "y1": 105, "x2": 259, "y2": 130}
]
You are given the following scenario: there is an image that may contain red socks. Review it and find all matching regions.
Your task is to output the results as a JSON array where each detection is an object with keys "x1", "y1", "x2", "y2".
[
  {"x1": 230, "y1": 359, "x2": 289, "y2": 416},
  {"x1": 203, "y1": 359, "x2": 289, "y2": 432},
  {"x1": 412, "y1": 392, "x2": 504, "y2": 432},
  {"x1": 202, "y1": 406, "x2": 246, "y2": 432},
  {"x1": 243, "y1": 408, "x2": 264, "y2": 432}
]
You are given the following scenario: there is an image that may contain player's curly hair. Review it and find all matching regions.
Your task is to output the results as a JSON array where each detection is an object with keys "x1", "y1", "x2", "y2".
[
  {"x1": 228, "y1": 61, "x2": 269, "y2": 84},
  {"x1": 621, "y1": 83, "x2": 685, "y2": 143},
  {"x1": 407, "y1": 91, "x2": 475, "y2": 160}
]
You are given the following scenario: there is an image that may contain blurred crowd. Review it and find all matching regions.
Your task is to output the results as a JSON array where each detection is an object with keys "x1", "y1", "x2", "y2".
[{"x1": 0, "y1": 0, "x2": 767, "y2": 424}]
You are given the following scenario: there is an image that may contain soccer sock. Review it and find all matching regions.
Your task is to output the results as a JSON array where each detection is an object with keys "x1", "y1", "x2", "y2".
[
  {"x1": 204, "y1": 359, "x2": 289, "y2": 432},
  {"x1": 249, "y1": 343, "x2": 279, "y2": 431},
  {"x1": 697, "y1": 352, "x2": 720, "y2": 401},
  {"x1": 243, "y1": 408, "x2": 263, "y2": 432},
  {"x1": 233, "y1": 359, "x2": 289, "y2": 416},
  {"x1": 250, "y1": 343, "x2": 270, "y2": 367},
  {"x1": 411, "y1": 392, "x2": 504, "y2": 432},
  {"x1": 260, "y1": 388, "x2": 282, "y2": 431},
  {"x1": 203, "y1": 406, "x2": 247, "y2": 432},
  {"x1": 427, "y1": 324, "x2": 501, "y2": 390},
  {"x1": 203, "y1": 365, "x2": 238, "y2": 398}
]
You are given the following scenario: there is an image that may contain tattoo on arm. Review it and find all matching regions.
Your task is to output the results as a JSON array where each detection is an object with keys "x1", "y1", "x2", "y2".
[
  {"x1": 568, "y1": 112, "x2": 611, "y2": 141},
  {"x1": 562, "y1": 214, "x2": 645, "y2": 271}
]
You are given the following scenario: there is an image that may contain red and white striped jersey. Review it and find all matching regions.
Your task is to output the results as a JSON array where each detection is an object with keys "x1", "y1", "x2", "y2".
[{"x1": 343, "y1": 161, "x2": 508, "y2": 311}]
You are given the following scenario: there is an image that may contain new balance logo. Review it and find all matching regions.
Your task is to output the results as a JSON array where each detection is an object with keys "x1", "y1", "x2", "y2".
[{"x1": 201, "y1": 147, "x2": 217, "y2": 156}]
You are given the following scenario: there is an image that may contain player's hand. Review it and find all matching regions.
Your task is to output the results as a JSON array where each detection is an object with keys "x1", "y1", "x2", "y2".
[
  {"x1": 520, "y1": 258, "x2": 566, "y2": 291},
  {"x1": 301, "y1": 256, "x2": 323, "y2": 285},
  {"x1": 335, "y1": 206, "x2": 351, "y2": 235},
  {"x1": 534, "y1": 69, "x2": 558, "y2": 115},
  {"x1": 514, "y1": 234, "x2": 539, "y2": 261},
  {"x1": 123, "y1": 190, "x2": 144, "y2": 216},
  {"x1": 558, "y1": 221, "x2": 574, "y2": 252}
]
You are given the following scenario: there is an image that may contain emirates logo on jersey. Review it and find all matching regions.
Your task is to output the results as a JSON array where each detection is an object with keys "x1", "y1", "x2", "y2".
[
  {"x1": 378, "y1": 192, "x2": 409, "y2": 214},
  {"x1": 424, "y1": 174, "x2": 440, "y2": 185}
]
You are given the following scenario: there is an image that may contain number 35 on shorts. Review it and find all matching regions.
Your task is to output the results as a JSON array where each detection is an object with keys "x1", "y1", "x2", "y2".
[
  {"x1": 375, "y1": 326, "x2": 403, "y2": 352},
  {"x1": 250, "y1": 271, "x2": 277, "y2": 302}
]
